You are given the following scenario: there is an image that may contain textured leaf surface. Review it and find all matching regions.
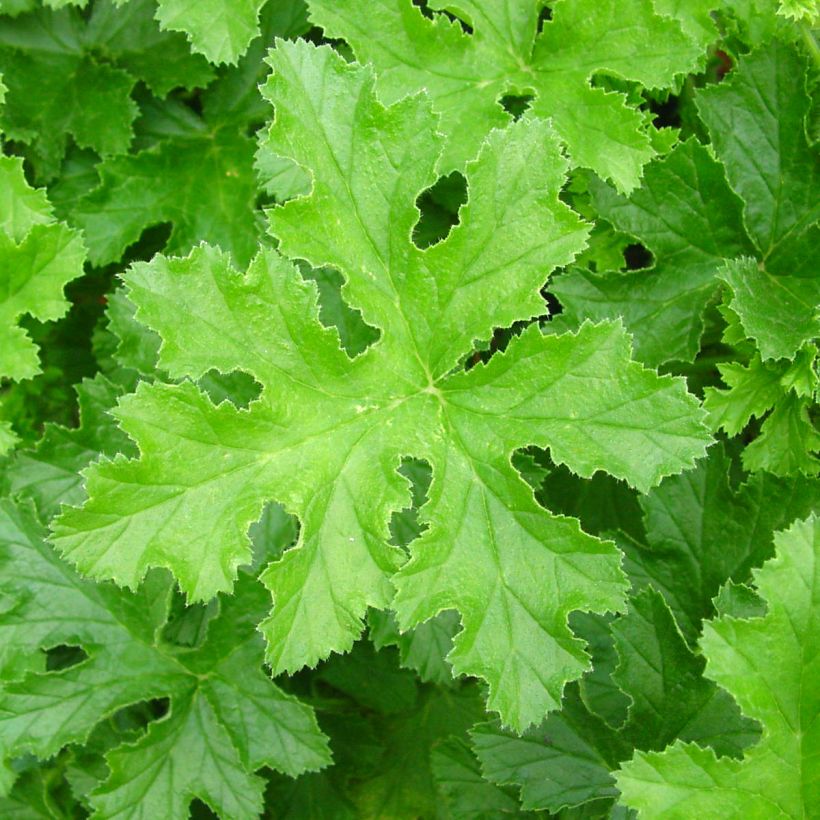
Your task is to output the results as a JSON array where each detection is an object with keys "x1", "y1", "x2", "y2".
[
  {"x1": 4, "y1": 374, "x2": 134, "y2": 519},
  {"x1": 150, "y1": 0, "x2": 267, "y2": 64},
  {"x1": 0, "y1": 1, "x2": 212, "y2": 177},
  {"x1": 70, "y1": 97, "x2": 261, "y2": 267},
  {"x1": 0, "y1": 499, "x2": 329, "y2": 817},
  {"x1": 307, "y1": 0, "x2": 702, "y2": 190},
  {"x1": 472, "y1": 588, "x2": 756, "y2": 813},
  {"x1": 0, "y1": 156, "x2": 86, "y2": 381},
  {"x1": 52, "y1": 42, "x2": 711, "y2": 730},
  {"x1": 617, "y1": 514, "x2": 820, "y2": 818},
  {"x1": 718, "y1": 258, "x2": 820, "y2": 362},
  {"x1": 620, "y1": 445, "x2": 820, "y2": 641},
  {"x1": 554, "y1": 140, "x2": 754, "y2": 365},
  {"x1": 696, "y1": 41, "x2": 819, "y2": 276}
]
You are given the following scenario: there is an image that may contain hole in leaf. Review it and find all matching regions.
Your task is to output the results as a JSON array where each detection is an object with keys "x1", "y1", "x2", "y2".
[
  {"x1": 537, "y1": 5, "x2": 553, "y2": 32},
  {"x1": 499, "y1": 93, "x2": 534, "y2": 120},
  {"x1": 623, "y1": 243, "x2": 653, "y2": 270},
  {"x1": 248, "y1": 501, "x2": 300, "y2": 566},
  {"x1": 412, "y1": 171, "x2": 468, "y2": 249},
  {"x1": 189, "y1": 799, "x2": 219, "y2": 819},
  {"x1": 412, "y1": 0, "x2": 473, "y2": 33},
  {"x1": 390, "y1": 457, "x2": 432, "y2": 549},
  {"x1": 120, "y1": 222, "x2": 174, "y2": 266},
  {"x1": 197, "y1": 369, "x2": 262, "y2": 408},
  {"x1": 463, "y1": 320, "x2": 534, "y2": 371},
  {"x1": 162, "y1": 592, "x2": 220, "y2": 648},
  {"x1": 45, "y1": 645, "x2": 89, "y2": 672},
  {"x1": 648, "y1": 93, "x2": 681, "y2": 130},
  {"x1": 299, "y1": 264, "x2": 381, "y2": 357}
]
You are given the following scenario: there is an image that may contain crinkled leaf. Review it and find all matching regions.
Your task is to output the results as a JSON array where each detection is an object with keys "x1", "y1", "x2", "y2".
[
  {"x1": 718, "y1": 257, "x2": 820, "y2": 362},
  {"x1": 620, "y1": 445, "x2": 820, "y2": 641},
  {"x1": 0, "y1": 1, "x2": 213, "y2": 178},
  {"x1": 52, "y1": 42, "x2": 711, "y2": 730},
  {"x1": 472, "y1": 588, "x2": 756, "y2": 814},
  {"x1": 553, "y1": 139, "x2": 755, "y2": 366},
  {"x1": 149, "y1": 0, "x2": 267, "y2": 65},
  {"x1": 696, "y1": 40, "x2": 819, "y2": 275},
  {"x1": 0, "y1": 156, "x2": 86, "y2": 381},
  {"x1": 5, "y1": 374, "x2": 134, "y2": 520},
  {"x1": 743, "y1": 392, "x2": 820, "y2": 476},
  {"x1": 307, "y1": 0, "x2": 703, "y2": 190},
  {"x1": 0, "y1": 499, "x2": 330, "y2": 817},
  {"x1": 617, "y1": 515, "x2": 820, "y2": 818}
]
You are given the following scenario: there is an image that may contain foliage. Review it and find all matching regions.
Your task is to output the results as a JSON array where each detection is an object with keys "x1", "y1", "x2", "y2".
[{"x1": 0, "y1": 1, "x2": 817, "y2": 817}]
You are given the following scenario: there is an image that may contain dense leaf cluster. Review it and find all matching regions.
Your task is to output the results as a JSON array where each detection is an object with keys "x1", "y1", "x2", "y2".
[{"x1": 0, "y1": 1, "x2": 817, "y2": 817}]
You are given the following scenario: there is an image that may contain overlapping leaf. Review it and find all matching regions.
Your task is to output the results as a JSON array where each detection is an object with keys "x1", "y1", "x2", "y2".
[
  {"x1": 617, "y1": 514, "x2": 820, "y2": 818},
  {"x1": 0, "y1": 0, "x2": 212, "y2": 178},
  {"x1": 307, "y1": 0, "x2": 706, "y2": 191},
  {"x1": 471, "y1": 587, "x2": 757, "y2": 814},
  {"x1": 0, "y1": 499, "x2": 330, "y2": 818},
  {"x1": 0, "y1": 156, "x2": 86, "y2": 382},
  {"x1": 51, "y1": 41, "x2": 711, "y2": 731},
  {"x1": 556, "y1": 41, "x2": 818, "y2": 365},
  {"x1": 618, "y1": 444, "x2": 820, "y2": 640}
]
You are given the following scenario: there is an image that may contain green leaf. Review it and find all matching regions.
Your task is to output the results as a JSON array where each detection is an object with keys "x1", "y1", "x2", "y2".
[
  {"x1": 0, "y1": 1, "x2": 213, "y2": 178},
  {"x1": 149, "y1": 0, "x2": 268, "y2": 64},
  {"x1": 432, "y1": 738, "x2": 523, "y2": 820},
  {"x1": 52, "y1": 42, "x2": 711, "y2": 731},
  {"x1": 369, "y1": 609, "x2": 459, "y2": 687},
  {"x1": 69, "y1": 96, "x2": 262, "y2": 267},
  {"x1": 0, "y1": 499, "x2": 330, "y2": 817},
  {"x1": 617, "y1": 514, "x2": 820, "y2": 818},
  {"x1": 717, "y1": 257, "x2": 820, "y2": 362},
  {"x1": 552, "y1": 139, "x2": 755, "y2": 366},
  {"x1": 620, "y1": 444, "x2": 820, "y2": 641},
  {"x1": 743, "y1": 392, "x2": 820, "y2": 476},
  {"x1": 307, "y1": 0, "x2": 703, "y2": 191},
  {"x1": 4, "y1": 374, "x2": 135, "y2": 520},
  {"x1": 696, "y1": 41, "x2": 819, "y2": 276},
  {"x1": 703, "y1": 354, "x2": 788, "y2": 436},
  {"x1": 0, "y1": 156, "x2": 86, "y2": 382},
  {"x1": 472, "y1": 588, "x2": 757, "y2": 814},
  {"x1": 778, "y1": 0, "x2": 819, "y2": 22}
]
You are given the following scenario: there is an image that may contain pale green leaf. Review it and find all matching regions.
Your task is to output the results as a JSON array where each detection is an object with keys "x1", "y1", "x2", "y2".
[
  {"x1": 307, "y1": 0, "x2": 703, "y2": 190},
  {"x1": 52, "y1": 42, "x2": 711, "y2": 731},
  {"x1": 0, "y1": 156, "x2": 86, "y2": 382},
  {"x1": 718, "y1": 258, "x2": 820, "y2": 362},
  {"x1": 151, "y1": 0, "x2": 267, "y2": 64},
  {"x1": 743, "y1": 393, "x2": 820, "y2": 476}
]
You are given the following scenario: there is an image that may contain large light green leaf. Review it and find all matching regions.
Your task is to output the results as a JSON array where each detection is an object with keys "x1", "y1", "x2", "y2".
[
  {"x1": 0, "y1": 156, "x2": 86, "y2": 382},
  {"x1": 0, "y1": 499, "x2": 329, "y2": 818},
  {"x1": 307, "y1": 0, "x2": 703, "y2": 191},
  {"x1": 52, "y1": 42, "x2": 711, "y2": 730},
  {"x1": 617, "y1": 514, "x2": 820, "y2": 818}
]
